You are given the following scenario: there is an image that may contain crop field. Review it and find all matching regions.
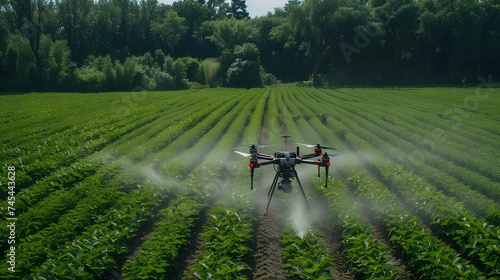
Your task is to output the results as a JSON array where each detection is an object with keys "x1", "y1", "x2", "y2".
[{"x1": 1, "y1": 86, "x2": 499, "y2": 279}]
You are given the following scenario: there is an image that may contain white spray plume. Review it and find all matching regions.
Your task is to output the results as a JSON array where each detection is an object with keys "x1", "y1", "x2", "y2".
[{"x1": 289, "y1": 193, "x2": 310, "y2": 239}]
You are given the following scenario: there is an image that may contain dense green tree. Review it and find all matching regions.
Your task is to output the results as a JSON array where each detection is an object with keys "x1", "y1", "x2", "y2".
[
  {"x1": 207, "y1": 0, "x2": 230, "y2": 19},
  {"x1": 56, "y1": 0, "x2": 93, "y2": 64},
  {"x1": 172, "y1": 0, "x2": 211, "y2": 57},
  {"x1": 3, "y1": 0, "x2": 59, "y2": 88},
  {"x1": 230, "y1": 0, "x2": 248, "y2": 19},
  {"x1": 202, "y1": 17, "x2": 256, "y2": 51},
  {"x1": 0, "y1": 0, "x2": 499, "y2": 91},
  {"x1": 226, "y1": 43, "x2": 262, "y2": 87},
  {"x1": 46, "y1": 39, "x2": 74, "y2": 89},
  {"x1": 151, "y1": 10, "x2": 188, "y2": 56}
]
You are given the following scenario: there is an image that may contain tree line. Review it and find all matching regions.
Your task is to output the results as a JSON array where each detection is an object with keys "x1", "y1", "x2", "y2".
[{"x1": 0, "y1": 0, "x2": 499, "y2": 92}]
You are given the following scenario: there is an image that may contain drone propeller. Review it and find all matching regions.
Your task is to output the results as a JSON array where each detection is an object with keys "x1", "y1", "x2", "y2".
[
  {"x1": 325, "y1": 152, "x2": 342, "y2": 157},
  {"x1": 297, "y1": 143, "x2": 338, "y2": 150},
  {"x1": 233, "y1": 144, "x2": 274, "y2": 150},
  {"x1": 234, "y1": 151, "x2": 253, "y2": 157}
]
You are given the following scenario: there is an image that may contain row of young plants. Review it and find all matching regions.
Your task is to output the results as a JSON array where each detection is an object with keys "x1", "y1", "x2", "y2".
[
  {"x1": 304, "y1": 89, "x2": 500, "y2": 224},
  {"x1": 122, "y1": 89, "x2": 268, "y2": 279},
  {"x1": 313, "y1": 177, "x2": 399, "y2": 279},
  {"x1": 121, "y1": 195, "x2": 204, "y2": 279},
  {"x1": 31, "y1": 184, "x2": 168, "y2": 278},
  {"x1": 0, "y1": 90, "x2": 242, "y2": 273},
  {"x1": 311, "y1": 102, "x2": 500, "y2": 276},
  {"x1": 284, "y1": 89, "x2": 401, "y2": 279},
  {"x1": 3, "y1": 164, "x2": 122, "y2": 239},
  {"x1": 331, "y1": 90, "x2": 500, "y2": 204},
  {"x1": 163, "y1": 92, "x2": 257, "y2": 166},
  {"x1": 1, "y1": 96, "x2": 165, "y2": 190},
  {"x1": 342, "y1": 88, "x2": 500, "y2": 153},
  {"x1": 189, "y1": 196, "x2": 255, "y2": 279},
  {"x1": 339, "y1": 99, "x2": 500, "y2": 222},
  {"x1": 271, "y1": 89, "x2": 338, "y2": 279},
  {"x1": 0, "y1": 91, "x2": 228, "y2": 240},
  {"x1": 186, "y1": 91, "x2": 270, "y2": 279},
  {"x1": 342, "y1": 164, "x2": 484, "y2": 278},
  {"x1": 311, "y1": 92, "x2": 500, "y2": 275},
  {"x1": 0, "y1": 163, "x2": 122, "y2": 263},
  {"x1": 0, "y1": 89, "x2": 215, "y2": 177},
  {"x1": 319, "y1": 88, "x2": 500, "y2": 198},
  {"x1": 280, "y1": 227, "x2": 333, "y2": 279},
  {"x1": 150, "y1": 92, "x2": 250, "y2": 171},
  {"x1": 284, "y1": 90, "x2": 485, "y2": 278}
]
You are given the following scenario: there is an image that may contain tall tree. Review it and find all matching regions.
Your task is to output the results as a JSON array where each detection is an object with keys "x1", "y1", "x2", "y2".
[
  {"x1": 86, "y1": 0, "x2": 121, "y2": 57},
  {"x1": 290, "y1": 0, "x2": 371, "y2": 85},
  {"x1": 151, "y1": 10, "x2": 188, "y2": 56},
  {"x1": 172, "y1": 0, "x2": 211, "y2": 56},
  {"x1": 202, "y1": 17, "x2": 256, "y2": 51},
  {"x1": 56, "y1": 0, "x2": 93, "y2": 64},
  {"x1": 5, "y1": 0, "x2": 58, "y2": 87},
  {"x1": 207, "y1": 0, "x2": 230, "y2": 19},
  {"x1": 230, "y1": 0, "x2": 248, "y2": 19}
]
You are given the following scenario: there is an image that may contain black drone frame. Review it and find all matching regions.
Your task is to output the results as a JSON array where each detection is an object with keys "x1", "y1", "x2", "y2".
[{"x1": 235, "y1": 135, "x2": 339, "y2": 214}]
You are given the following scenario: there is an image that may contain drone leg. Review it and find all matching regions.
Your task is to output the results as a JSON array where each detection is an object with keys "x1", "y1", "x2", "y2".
[
  {"x1": 294, "y1": 171, "x2": 310, "y2": 212},
  {"x1": 324, "y1": 165, "x2": 329, "y2": 188},
  {"x1": 250, "y1": 168, "x2": 254, "y2": 190},
  {"x1": 265, "y1": 172, "x2": 280, "y2": 214}
]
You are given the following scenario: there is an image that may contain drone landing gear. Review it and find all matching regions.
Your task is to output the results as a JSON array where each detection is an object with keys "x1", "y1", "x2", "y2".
[{"x1": 264, "y1": 168, "x2": 310, "y2": 214}]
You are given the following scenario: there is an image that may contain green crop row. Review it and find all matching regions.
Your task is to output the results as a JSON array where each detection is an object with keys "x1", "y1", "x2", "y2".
[
  {"x1": 0, "y1": 92, "x2": 229, "y2": 258},
  {"x1": 308, "y1": 91, "x2": 500, "y2": 276},
  {"x1": 189, "y1": 197, "x2": 255, "y2": 280},
  {"x1": 2, "y1": 92, "x2": 217, "y2": 214},
  {"x1": 0, "y1": 90, "x2": 219, "y2": 193},
  {"x1": 284, "y1": 91, "x2": 397, "y2": 279},
  {"x1": 303, "y1": 89, "x2": 500, "y2": 225},
  {"x1": 337, "y1": 109, "x2": 500, "y2": 222},
  {"x1": 0, "y1": 91, "x2": 242, "y2": 274},
  {"x1": 381, "y1": 163, "x2": 500, "y2": 276},
  {"x1": 182, "y1": 90, "x2": 270, "y2": 279},
  {"x1": 345, "y1": 168, "x2": 484, "y2": 278},
  {"x1": 281, "y1": 228, "x2": 333, "y2": 279},
  {"x1": 313, "y1": 178, "x2": 399, "y2": 279},
  {"x1": 283, "y1": 90, "x2": 485, "y2": 278},
  {"x1": 321, "y1": 113, "x2": 499, "y2": 276},
  {"x1": 7, "y1": 165, "x2": 120, "y2": 238},
  {"x1": 121, "y1": 90, "x2": 264, "y2": 279},
  {"x1": 31, "y1": 184, "x2": 167, "y2": 279},
  {"x1": 332, "y1": 88, "x2": 499, "y2": 153},
  {"x1": 122, "y1": 196, "x2": 204, "y2": 279},
  {"x1": 0, "y1": 164, "x2": 121, "y2": 261},
  {"x1": 315, "y1": 88, "x2": 500, "y2": 202},
  {"x1": 2, "y1": 109, "x2": 158, "y2": 189},
  {"x1": 331, "y1": 91, "x2": 500, "y2": 205},
  {"x1": 269, "y1": 89, "x2": 334, "y2": 279}
]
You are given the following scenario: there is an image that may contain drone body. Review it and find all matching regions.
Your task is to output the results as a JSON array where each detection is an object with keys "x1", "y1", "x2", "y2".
[{"x1": 235, "y1": 135, "x2": 340, "y2": 213}]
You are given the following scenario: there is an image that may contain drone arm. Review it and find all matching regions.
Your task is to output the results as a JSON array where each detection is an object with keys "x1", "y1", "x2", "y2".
[
  {"x1": 255, "y1": 153, "x2": 274, "y2": 160},
  {"x1": 322, "y1": 154, "x2": 330, "y2": 188},
  {"x1": 300, "y1": 151, "x2": 324, "y2": 159},
  {"x1": 248, "y1": 158, "x2": 277, "y2": 190}
]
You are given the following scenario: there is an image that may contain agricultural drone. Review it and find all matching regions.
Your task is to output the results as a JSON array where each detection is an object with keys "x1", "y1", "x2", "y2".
[{"x1": 235, "y1": 135, "x2": 340, "y2": 213}]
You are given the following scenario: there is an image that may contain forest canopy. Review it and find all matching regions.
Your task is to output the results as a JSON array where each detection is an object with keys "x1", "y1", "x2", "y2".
[{"x1": 0, "y1": 0, "x2": 499, "y2": 92}]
